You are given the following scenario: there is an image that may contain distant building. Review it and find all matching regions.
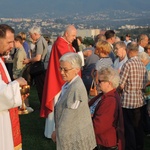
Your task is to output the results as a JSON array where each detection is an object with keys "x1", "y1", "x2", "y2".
[{"x1": 77, "y1": 29, "x2": 100, "y2": 38}]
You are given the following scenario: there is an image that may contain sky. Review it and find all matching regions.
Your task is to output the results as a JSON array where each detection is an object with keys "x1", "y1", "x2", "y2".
[{"x1": 0, "y1": 0, "x2": 150, "y2": 18}]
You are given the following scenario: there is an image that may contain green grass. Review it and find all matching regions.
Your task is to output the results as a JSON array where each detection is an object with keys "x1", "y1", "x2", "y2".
[
  {"x1": 19, "y1": 86, "x2": 150, "y2": 150},
  {"x1": 19, "y1": 86, "x2": 56, "y2": 150},
  {"x1": 144, "y1": 136, "x2": 150, "y2": 150}
]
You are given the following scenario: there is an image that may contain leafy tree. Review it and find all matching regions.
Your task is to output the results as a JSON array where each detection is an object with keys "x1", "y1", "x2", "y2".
[{"x1": 83, "y1": 37, "x2": 94, "y2": 47}]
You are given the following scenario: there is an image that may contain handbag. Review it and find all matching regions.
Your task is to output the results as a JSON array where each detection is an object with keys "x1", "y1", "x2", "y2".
[
  {"x1": 30, "y1": 61, "x2": 45, "y2": 77},
  {"x1": 89, "y1": 80, "x2": 98, "y2": 97}
]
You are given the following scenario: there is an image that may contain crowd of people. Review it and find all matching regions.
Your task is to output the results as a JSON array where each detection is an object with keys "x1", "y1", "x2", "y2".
[{"x1": 0, "y1": 23, "x2": 150, "y2": 150}]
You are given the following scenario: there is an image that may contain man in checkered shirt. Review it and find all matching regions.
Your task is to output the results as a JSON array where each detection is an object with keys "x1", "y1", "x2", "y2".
[{"x1": 119, "y1": 42, "x2": 147, "y2": 150}]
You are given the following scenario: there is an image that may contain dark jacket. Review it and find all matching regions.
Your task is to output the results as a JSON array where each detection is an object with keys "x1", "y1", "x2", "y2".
[{"x1": 89, "y1": 89, "x2": 125, "y2": 150}]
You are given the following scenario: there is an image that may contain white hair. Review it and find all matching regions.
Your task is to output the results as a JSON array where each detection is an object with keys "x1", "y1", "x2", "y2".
[
  {"x1": 28, "y1": 26, "x2": 41, "y2": 34},
  {"x1": 138, "y1": 52, "x2": 150, "y2": 61},
  {"x1": 98, "y1": 67, "x2": 120, "y2": 88},
  {"x1": 59, "y1": 52, "x2": 82, "y2": 69}
]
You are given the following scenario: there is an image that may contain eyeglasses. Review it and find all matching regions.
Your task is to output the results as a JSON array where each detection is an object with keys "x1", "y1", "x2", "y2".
[
  {"x1": 59, "y1": 67, "x2": 74, "y2": 73},
  {"x1": 98, "y1": 79, "x2": 108, "y2": 84}
]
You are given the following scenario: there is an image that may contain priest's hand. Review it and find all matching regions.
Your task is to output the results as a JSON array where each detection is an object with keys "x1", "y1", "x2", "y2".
[
  {"x1": 51, "y1": 131, "x2": 56, "y2": 143},
  {"x1": 15, "y1": 77, "x2": 27, "y2": 86},
  {"x1": 21, "y1": 93, "x2": 29, "y2": 101}
]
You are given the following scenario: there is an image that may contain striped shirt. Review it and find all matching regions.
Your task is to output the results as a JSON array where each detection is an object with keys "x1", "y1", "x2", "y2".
[
  {"x1": 120, "y1": 56, "x2": 147, "y2": 108},
  {"x1": 95, "y1": 57, "x2": 113, "y2": 71}
]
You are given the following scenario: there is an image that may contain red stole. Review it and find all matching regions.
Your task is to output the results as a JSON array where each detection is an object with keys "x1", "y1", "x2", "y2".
[
  {"x1": 40, "y1": 37, "x2": 75, "y2": 118},
  {"x1": 0, "y1": 60, "x2": 22, "y2": 149}
]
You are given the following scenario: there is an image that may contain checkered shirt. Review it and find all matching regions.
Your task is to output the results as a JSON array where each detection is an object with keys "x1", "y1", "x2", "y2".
[{"x1": 120, "y1": 56, "x2": 147, "y2": 109}]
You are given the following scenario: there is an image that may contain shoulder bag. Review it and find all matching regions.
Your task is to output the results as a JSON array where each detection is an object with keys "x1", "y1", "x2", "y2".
[
  {"x1": 30, "y1": 61, "x2": 45, "y2": 77},
  {"x1": 89, "y1": 80, "x2": 98, "y2": 97}
]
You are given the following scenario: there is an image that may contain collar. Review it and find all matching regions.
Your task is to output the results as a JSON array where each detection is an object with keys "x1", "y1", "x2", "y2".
[
  {"x1": 63, "y1": 75, "x2": 79, "y2": 89},
  {"x1": 108, "y1": 42, "x2": 113, "y2": 49},
  {"x1": 36, "y1": 35, "x2": 42, "y2": 43},
  {"x1": 100, "y1": 56, "x2": 110, "y2": 59},
  {"x1": 102, "y1": 89, "x2": 116, "y2": 99},
  {"x1": 61, "y1": 36, "x2": 70, "y2": 45},
  {"x1": 130, "y1": 56, "x2": 138, "y2": 60}
]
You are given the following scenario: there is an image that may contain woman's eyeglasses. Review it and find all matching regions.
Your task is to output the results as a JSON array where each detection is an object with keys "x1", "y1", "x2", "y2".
[
  {"x1": 98, "y1": 79, "x2": 108, "y2": 84},
  {"x1": 59, "y1": 67, "x2": 74, "y2": 73}
]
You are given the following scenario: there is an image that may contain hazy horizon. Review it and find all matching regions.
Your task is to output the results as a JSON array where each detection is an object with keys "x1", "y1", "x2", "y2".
[{"x1": 1, "y1": 0, "x2": 150, "y2": 18}]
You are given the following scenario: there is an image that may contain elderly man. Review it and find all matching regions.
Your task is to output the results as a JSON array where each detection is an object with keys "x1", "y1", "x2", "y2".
[
  {"x1": 23, "y1": 26, "x2": 48, "y2": 103},
  {"x1": 119, "y1": 42, "x2": 147, "y2": 150},
  {"x1": 137, "y1": 34, "x2": 149, "y2": 53},
  {"x1": 114, "y1": 41, "x2": 128, "y2": 73},
  {"x1": 0, "y1": 24, "x2": 27, "y2": 150}
]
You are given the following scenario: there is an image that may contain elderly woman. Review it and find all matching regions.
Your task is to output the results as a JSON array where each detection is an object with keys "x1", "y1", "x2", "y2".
[
  {"x1": 145, "y1": 43, "x2": 150, "y2": 57},
  {"x1": 91, "y1": 40, "x2": 114, "y2": 85},
  {"x1": 138, "y1": 51, "x2": 150, "y2": 73},
  {"x1": 51, "y1": 52, "x2": 96, "y2": 150},
  {"x1": 138, "y1": 52, "x2": 150, "y2": 136},
  {"x1": 89, "y1": 67, "x2": 124, "y2": 150}
]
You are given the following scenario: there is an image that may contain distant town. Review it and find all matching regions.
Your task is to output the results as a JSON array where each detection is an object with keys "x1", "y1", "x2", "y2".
[{"x1": 1, "y1": 9, "x2": 150, "y2": 41}]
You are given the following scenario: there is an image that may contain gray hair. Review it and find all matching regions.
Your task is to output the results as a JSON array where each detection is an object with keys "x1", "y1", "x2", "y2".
[
  {"x1": 138, "y1": 52, "x2": 150, "y2": 61},
  {"x1": 63, "y1": 24, "x2": 76, "y2": 35},
  {"x1": 127, "y1": 41, "x2": 138, "y2": 52},
  {"x1": 114, "y1": 41, "x2": 126, "y2": 50},
  {"x1": 28, "y1": 26, "x2": 41, "y2": 34},
  {"x1": 98, "y1": 67, "x2": 120, "y2": 88},
  {"x1": 94, "y1": 34, "x2": 106, "y2": 43},
  {"x1": 59, "y1": 52, "x2": 82, "y2": 69},
  {"x1": 137, "y1": 34, "x2": 148, "y2": 43}
]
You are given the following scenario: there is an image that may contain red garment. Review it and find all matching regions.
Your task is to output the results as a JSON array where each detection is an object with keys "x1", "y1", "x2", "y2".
[
  {"x1": 90, "y1": 89, "x2": 124, "y2": 150},
  {"x1": 0, "y1": 60, "x2": 22, "y2": 149},
  {"x1": 40, "y1": 37, "x2": 75, "y2": 118},
  {"x1": 1, "y1": 56, "x2": 5, "y2": 62}
]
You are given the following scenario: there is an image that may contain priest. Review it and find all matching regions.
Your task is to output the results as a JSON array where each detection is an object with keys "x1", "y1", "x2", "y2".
[{"x1": 0, "y1": 24, "x2": 27, "y2": 150}]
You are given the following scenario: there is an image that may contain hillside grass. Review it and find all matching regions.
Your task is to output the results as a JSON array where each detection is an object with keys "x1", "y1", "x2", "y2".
[
  {"x1": 19, "y1": 86, "x2": 56, "y2": 150},
  {"x1": 19, "y1": 86, "x2": 150, "y2": 150}
]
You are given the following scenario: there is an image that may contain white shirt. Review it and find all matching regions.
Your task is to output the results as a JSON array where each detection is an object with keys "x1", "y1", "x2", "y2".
[
  {"x1": 124, "y1": 40, "x2": 131, "y2": 46},
  {"x1": 138, "y1": 45, "x2": 144, "y2": 53},
  {"x1": 114, "y1": 55, "x2": 128, "y2": 72}
]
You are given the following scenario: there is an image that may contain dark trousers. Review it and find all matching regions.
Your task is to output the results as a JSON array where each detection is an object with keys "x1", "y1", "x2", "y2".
[
  {"x1": 34, "y1": 72, "x2": 46, "y2": 104},
  {"x1": 82, "y1": 75, "x2": 93, "y2": 95},
  {"x1": 123, "y1": 107, "x2": 144, "y2": 150},
  {"x1": 94, "y1": 145, "x2": 118, "y2": 150},
  {"x1": 143, "y1": 102, "x2": 150, "y2": 135}
]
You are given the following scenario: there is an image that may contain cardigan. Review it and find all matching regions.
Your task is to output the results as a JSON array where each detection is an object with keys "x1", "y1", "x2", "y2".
[{"x1": 54, "y1": 76, "x2": 96, "y2": 150}]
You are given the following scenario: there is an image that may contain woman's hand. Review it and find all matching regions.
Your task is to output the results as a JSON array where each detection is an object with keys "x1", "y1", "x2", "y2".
[{"x1": 51, "y1": 131, "x2": 56, "y2": 143}]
